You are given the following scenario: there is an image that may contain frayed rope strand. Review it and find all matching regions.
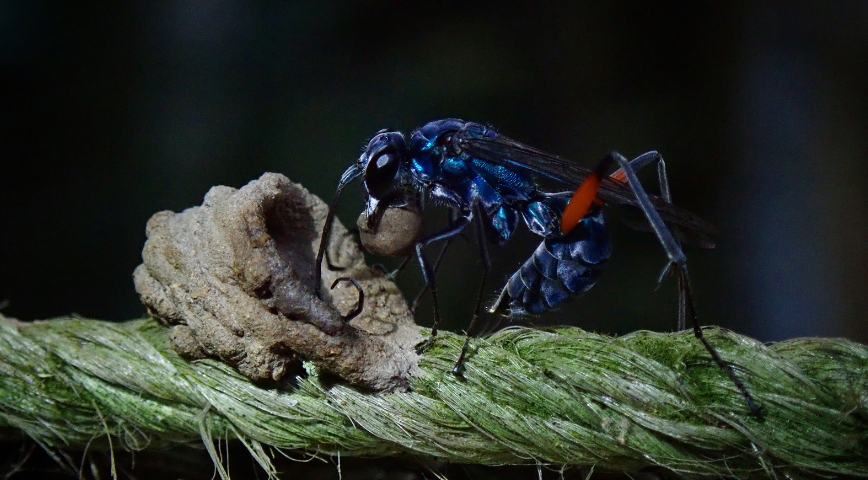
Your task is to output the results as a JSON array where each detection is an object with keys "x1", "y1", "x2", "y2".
[{"x1": 1, "y1": 315, "x2": 866, "y2": 479}]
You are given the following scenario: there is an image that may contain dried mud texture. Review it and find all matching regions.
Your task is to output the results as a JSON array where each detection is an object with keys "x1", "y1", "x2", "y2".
[
  {"x1": 356, "y1": 204, "x2": 423, "y2": 257},
  {"x1": 133, "y1": 173, "x2": 422, "y2": 391}
]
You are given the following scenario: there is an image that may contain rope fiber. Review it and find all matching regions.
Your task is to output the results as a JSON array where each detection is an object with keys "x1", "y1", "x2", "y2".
[{"x1": 1, "y1": 315, "x2": 866, "y2": 479}]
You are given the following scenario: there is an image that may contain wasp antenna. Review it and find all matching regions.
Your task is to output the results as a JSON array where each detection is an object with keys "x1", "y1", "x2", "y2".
[{"x1": 315, "y1": 165, "x2": 363, "y2": 300}]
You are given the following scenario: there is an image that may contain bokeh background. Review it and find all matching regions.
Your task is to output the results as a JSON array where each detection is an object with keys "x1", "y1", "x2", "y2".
[{"x1": 1, "y1": 1, "x2": 867, "y2": 478}]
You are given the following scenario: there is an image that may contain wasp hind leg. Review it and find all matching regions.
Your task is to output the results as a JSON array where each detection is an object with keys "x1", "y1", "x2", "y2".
[
  {"x1": 608, "y1": 152, "x2": 760, "y2": 415},
  {"x1": 613, "y1": 151, "x2": 691, "y2": 329}
]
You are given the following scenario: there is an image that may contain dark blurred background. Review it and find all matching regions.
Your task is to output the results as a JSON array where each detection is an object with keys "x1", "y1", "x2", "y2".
[
  {"x1": 3, "y1": 1, "x2": 867, "y2": 341},
  {"x1": 1, "y1": 1, "x2": 867, "y2": 478}
]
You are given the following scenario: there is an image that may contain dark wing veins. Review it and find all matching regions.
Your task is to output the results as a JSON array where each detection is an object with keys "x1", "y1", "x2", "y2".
[{"x1": 456, "y1": 133, "x2": 718, "y2": 244}]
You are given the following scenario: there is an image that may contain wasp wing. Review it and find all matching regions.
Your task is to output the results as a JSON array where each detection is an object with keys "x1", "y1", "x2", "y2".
[{"x1": 456, "y1": 132, "x2": 718, "y2": 245}]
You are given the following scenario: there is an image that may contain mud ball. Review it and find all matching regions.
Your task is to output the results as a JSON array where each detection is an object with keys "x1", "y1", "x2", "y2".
[{"x1": 357, "y1": 204, "x2": 423, "y2": 256}]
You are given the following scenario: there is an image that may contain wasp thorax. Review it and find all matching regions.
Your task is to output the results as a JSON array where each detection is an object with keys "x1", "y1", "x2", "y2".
[{"x1": 357, "y1": 203, "x2": 423, "y2": 257}]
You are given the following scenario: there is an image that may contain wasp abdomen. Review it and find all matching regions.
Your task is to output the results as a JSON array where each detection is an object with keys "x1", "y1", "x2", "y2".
[{"x1": 492, "y1": 208, "x2": 611, "y2": 317}]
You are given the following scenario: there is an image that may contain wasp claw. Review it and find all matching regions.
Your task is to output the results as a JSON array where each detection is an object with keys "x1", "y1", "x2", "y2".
[{"x1": 415, "y1": 337, "x2": 436, "y2": 355}]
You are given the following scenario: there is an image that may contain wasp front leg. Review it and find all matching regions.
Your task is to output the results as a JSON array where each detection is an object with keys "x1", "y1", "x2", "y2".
[{"x1": 413, "y1": 216, "x2": 470, "y2": 353}]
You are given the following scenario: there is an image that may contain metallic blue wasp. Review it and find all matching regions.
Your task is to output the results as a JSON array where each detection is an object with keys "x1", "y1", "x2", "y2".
[{"x1": 314, "y1": 118, "x2": 757, "y2": 413}]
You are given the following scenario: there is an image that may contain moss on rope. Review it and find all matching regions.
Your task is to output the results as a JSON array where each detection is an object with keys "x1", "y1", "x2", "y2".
[{"x1": 1, "y1": 315, "x2": 866, "y2": 479}]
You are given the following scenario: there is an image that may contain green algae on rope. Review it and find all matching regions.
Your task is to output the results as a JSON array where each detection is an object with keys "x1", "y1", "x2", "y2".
[
  {"x1": 1, "y1": 315, "x2": 867, "y2": 479},
  {"x1": 2, "y1": 173, "x2": 867, "y2": 478}
]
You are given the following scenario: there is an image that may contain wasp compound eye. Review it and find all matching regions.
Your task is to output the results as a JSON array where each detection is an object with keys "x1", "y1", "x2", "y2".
[{"x1": 365, "y1": 152, "x2": 400, "y2": 199}]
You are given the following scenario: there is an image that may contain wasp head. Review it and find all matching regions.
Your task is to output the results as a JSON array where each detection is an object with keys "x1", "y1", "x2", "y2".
[{"x1": 359, "y1": 129, "x2": 416, "y2": 229}]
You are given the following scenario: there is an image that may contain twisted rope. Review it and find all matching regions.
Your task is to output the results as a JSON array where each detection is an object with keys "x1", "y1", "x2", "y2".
[{"x1": 1, "y1": 315, "x2": 866, "y2": 478}]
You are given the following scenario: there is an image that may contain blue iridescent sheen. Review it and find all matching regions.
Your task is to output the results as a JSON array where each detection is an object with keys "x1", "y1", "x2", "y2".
[
  {"x1": 315, "y1": 119, "x2": 759, "y2": 414},
  {"x1": 367, "y1": 118, "x2": 613, "y2": 316},
  {"x1": 495, "y1": 206, "x2": 611, "y2": 316}
]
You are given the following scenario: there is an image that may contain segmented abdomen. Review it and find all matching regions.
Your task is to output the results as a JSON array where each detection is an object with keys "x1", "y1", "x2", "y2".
[{"x1": 491, "y1": 208, "x2": 611, "y2": 317}]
